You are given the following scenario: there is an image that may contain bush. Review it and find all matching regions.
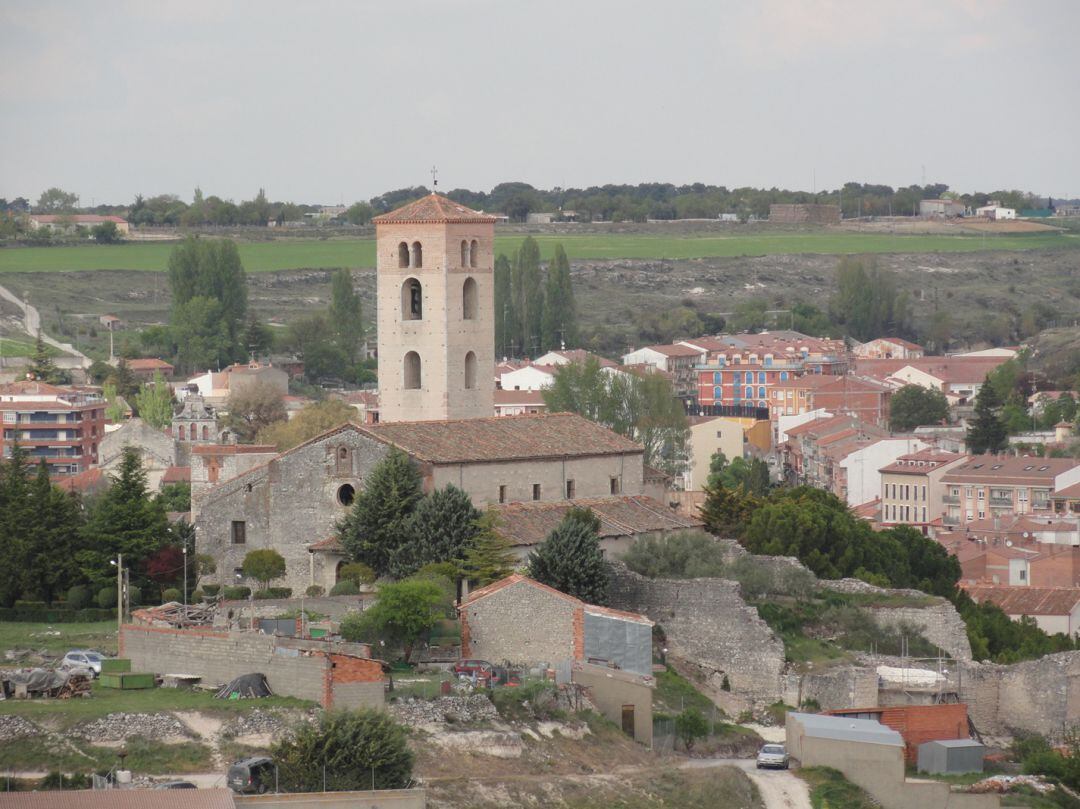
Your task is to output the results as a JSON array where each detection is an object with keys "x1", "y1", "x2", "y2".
[
  {"x1": 329, "y1": 580, "x2": 360, "y2": 596},
  {"x1": 66, "y1": 586, "x2": 91, "y2": 610},
  {"x1": 337, "y1": 562, "x2": 376, "y2": 587},
  {"x1": 675, "y1": 708, "x2": 709, "y2": 751},
  {"x1": 223, "y1": 586, "x2": 251, "y2": 600},
  {"x1": 162, "y1": 588, "x2": 182, "y2": 603},
  {"x1": 127, "y1": 585, "x2": 141, "y2": 607},
  {"x1": 273, "y1": 709, "x2": 413, "y2": 792},
  {"x1": 728, "y1": 556, "x2": 775, "y2": 600},
  {"x1": 622, "y1": 530, "x2": 728, "y2": 579},
  {"x1": 191, "y1": 589, "x2": 205, "y2": 602},
  {"x1": 97, "y1": 587, "x2": 117, "y2": 609},
  {"x1": 14, "y1": 601, "x2": 47, "y2": 609},
  {"x1": 202, "y1": 583, "x2": 221, "y2": 597},
  {"x1": 0, "y1": 607, "x2": 115, "y2": 622},
  {"x1": 305, "y1": 585, "x2": 325, "y2": 597},
  {"x1": 254, "y1": 587, "x2": 292, "y2": 600}
]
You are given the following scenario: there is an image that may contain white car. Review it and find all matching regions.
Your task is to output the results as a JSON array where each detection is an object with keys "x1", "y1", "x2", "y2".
[
  {"x1": 60, "y1": 650, "x2": 104, "y2": 677},
  {"x1": 756, "y1": 743, "x2": 789, "y2": 769}
]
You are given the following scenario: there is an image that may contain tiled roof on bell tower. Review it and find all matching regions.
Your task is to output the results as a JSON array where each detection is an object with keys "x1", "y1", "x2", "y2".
[{"x1": 373, "y1": 193, "x2": 497, "y2": 224}]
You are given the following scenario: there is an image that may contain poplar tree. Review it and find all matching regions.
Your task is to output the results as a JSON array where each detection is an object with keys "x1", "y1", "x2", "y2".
[
  {"x1": 133, "y1": 371, "x2": 174, "y2": 429},
  {"x1": 541, "y1": 244, "x2": 577, "y2": 351},
  {"x1": 329, "y1": 268, "x2": 364, "y2": 364},
  {"x1": 167, "y1": 237, "x2": 248, "y2": 364},
  {"x1": 493, "y1": 254, "x2": 513, "y2": 358},
  {"x1": 515, "y1": 237, "x2": 543, "y2": 357}
]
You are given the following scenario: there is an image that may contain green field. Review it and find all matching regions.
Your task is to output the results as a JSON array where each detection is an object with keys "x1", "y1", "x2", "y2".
[
  {"x1": 0, "y1": 230, "x2": 1074, "y2": 273},
  {"x1": 0, "y1": 337, "x2": 58, "y2": 358}
]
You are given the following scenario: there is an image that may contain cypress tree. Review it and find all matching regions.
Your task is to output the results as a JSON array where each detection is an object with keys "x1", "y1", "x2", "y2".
[
  {"x1": 24, "y1": 460, "x2": 85, "y2": 604},
  {"x1": 328, "y1": 268, "x2": 363, "y2": 363},
  {"x1": 27, "y1": 334, "x2": 64, "y2": 383},
  {"x1": 966, "y1": 378, "x2": 1008, "y2": 454},
  {"x1": 0, "y1": 445, "x2": 31, "y2": 606},
  {"x1": 527, "y1": 513, "x2": 609, "y2": 605},
  {"x1": 337, "y1": 450, "x2": 423, "y2": 576},
  {"x1": 395, "y1": 485, "x2": 482, "y2": 579},
  {"x1": 461, "y1": 513, "x2": 517, "y2": 586},
  {"x1": 79, "y1": 447, "x2": 169, "y2": 588}
]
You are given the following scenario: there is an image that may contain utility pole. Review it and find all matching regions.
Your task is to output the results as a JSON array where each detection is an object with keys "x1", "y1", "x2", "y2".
[{"x1": 115, "y1": 554, "x2": 123, "y2": 635}]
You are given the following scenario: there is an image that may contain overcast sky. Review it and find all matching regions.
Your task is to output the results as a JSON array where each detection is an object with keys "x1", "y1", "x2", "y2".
[{"x1": 2, "y1": 0, "x2": 1078, "y2": 206}]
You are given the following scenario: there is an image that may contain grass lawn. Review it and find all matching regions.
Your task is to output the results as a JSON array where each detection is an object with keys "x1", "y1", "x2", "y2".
[
  {"x1": 798, "y1": 766, "x2": 878, "y2": 809},
  {"x1": 0, "y1": 337, "x2": 59, "y2": 358},
  {"x1": 0, "y1": 681, "x2": 314, "y2": 727},
  {"x1": 0, "y1": 734, "x2": 216, "y2": 774},
  {"x1": 0, "y1": 229, "x2": 1074, "y2": 273},
  {"x1": 0, "y1": 620, "x2": 118, "y2": 656},
  {"x1": 653, "y1": 667, "x2": 719, "y2": 716}
]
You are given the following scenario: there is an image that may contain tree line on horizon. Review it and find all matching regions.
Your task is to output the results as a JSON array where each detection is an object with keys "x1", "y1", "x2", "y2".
[{"x1": 1, "y1": 180, "x2": 1059, "y2": 229}]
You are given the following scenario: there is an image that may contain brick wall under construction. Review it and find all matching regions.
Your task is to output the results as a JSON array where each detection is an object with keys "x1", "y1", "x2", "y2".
[{"x1": 769, "y1": 203, "x2": 841, "y2": 224}]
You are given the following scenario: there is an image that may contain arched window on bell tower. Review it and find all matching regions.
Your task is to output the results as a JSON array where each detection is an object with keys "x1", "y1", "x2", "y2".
[
  {"x1": 402, "y1": 278, "x2": 422, "y2": 320},
  {"x1": 410, "y1": 241, "x2": 423, "y2": 268},
  {"x1": 460, "y1": 240, "x2": 469, "y2": 267},
  {"x1": 462, "y1": 277, "x2": 478, "y2": 320},
  {"x1": 397, "y1": 242, "x2": 409, "y2": 268},
  {"x1": 404, "y1": 351, "x2": 422, "y2": 389},
  {"x1": 464, "y1": 351, "x2": 478, "y2": 389},
  {"x1": 470, "y1": 239, "x2": 479, "y2": 269}
]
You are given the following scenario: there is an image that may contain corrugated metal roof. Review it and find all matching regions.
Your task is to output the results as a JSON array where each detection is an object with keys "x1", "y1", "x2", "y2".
[{"x1": 792, "y1": 711, "x2": 903, "y2": 747}]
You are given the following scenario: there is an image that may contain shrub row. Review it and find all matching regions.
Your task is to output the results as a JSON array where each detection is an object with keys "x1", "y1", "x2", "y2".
[
  {"x1": 223, "y1": 586, "x2": 252, "y2": 600},
  {"x1": 253, "y1": 587, "x2": 293, "y2": 600}
]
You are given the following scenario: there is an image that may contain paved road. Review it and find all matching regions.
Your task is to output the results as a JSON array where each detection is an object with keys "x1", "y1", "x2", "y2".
[{"x1": 0, "y1": 282, "x2": 91, "y2": 367}]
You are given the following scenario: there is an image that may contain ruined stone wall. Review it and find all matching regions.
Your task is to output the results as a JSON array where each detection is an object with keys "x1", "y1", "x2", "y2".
[
  {"x1": 870, "y1": 604, "x2": 973, "y2": 661},
  {"x1": 784, "y1": 666, "x2": 879, "y2": 712},
  {"x1": 607, "y1": 565, "x2": 786, "y2": 709}
]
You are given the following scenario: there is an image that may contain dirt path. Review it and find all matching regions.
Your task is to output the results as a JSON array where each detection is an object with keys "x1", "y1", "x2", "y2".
[
  {"x1": 720, "y1": 760, "x2": 812, "y2": 809},
  {"x1": 0, "y1": 281, "x2": 90, "y2": 365}
]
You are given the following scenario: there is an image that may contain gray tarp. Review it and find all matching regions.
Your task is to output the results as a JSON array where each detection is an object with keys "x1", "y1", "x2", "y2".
[{"x1": 7, "y1": 668, "x2": 70, "y2": 692}]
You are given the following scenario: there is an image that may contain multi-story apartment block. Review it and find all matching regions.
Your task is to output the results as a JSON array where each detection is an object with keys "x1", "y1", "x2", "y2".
[
  {"x1": 879, "y1": 450, "x2": 968, "y2": 534},
  {"x1": 940, "y1": 456, "x2": 1080, "y2": 526},
  {"x1": 770, "y1": 374, "x2": 893, "y2": 428},
  {"x1": 622, "y1": 343, "x2": 707, "y2": 405},
  {"x1": 695, "y1": 331, "x2": 847, "y2": 413},
  {"x1": 0, "y1": 381, "x2": 107, "y2": 476}
]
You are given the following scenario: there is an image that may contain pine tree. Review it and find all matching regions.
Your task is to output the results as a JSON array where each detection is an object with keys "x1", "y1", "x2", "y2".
[
  {"x1": 133, "y1": 370, "x2": 174, "y2": 429},
  {"x1": 337, "y1": 450, "x2": 423, "y2": 576},
  {"x1": 328, "y1": 268, "x2": 363, "y2": 364},
  {"x1": 27, "y1": 333, "x2": 63, "y2": 383},
  {"x1": 79, "y1": 447, "x2": 169, "y2": 588},
  {"x1": 461, "y1": 512, "x2": 517, "y2": 586},
  {"x1": 966, "y1": 378, "x2": 1009, "y2": 454},
  {"x1": 527, "y1": 513, "x2": 609, "y2": 604},
  {"x1": 541, "y1": 244, "x2": 577, "y2": 351},
  {"x1": 699, "y1": 479, "x2": 759, "y2": 537},
  {"x1": 0, "y1": 444, "x2": 31, "y2": 606},
  {"x1": 493, "y1": 254, "x2": 512, "y2": 358},
  {"x1": 394, "y1": 485, "x2": 482, "y2": 579},
  {"x1": 24, "y1": 460, "x2": 85, "y2": 604}
]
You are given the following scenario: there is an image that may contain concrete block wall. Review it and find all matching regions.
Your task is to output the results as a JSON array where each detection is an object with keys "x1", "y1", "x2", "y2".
[{"x1": 121, "y1": 625, "x2": 384, "y2": 709}]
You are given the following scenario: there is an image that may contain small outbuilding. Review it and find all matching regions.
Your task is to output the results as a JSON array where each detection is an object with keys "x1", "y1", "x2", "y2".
[{"x1": 917, "y1": 738, "x2": 985, "y2": 775}]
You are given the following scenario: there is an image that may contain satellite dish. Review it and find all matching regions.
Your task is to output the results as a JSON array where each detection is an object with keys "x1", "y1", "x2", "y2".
[
  {"x1": 1022, "y1": 532, "x2": 1029, "y2": 538},
  {"x1": 1006, "y1": 540, "x2": 1013, "y2": 547}
]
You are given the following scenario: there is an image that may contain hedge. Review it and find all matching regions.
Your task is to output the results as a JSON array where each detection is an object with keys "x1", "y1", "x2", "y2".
[
  {"x1": 253, "y1": 587, "x2": 292, "y2": 600},
  {"x1": 223, "y1": 586, "x2": 251, "y2": 600},
  {"x1": 202, "y1": 584, "x2": 221, "y2": 597},
  {"x1": 0, "y1": 607, "x2": 117, "y2": 623},
  {"x1": 329, "y1": 580, "x2": 359, "y2": 596}
]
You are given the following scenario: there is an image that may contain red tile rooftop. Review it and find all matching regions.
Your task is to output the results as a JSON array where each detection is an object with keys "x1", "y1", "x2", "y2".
[{"x1": 372, "y1": 192, "x2": 497, "y2": 224}]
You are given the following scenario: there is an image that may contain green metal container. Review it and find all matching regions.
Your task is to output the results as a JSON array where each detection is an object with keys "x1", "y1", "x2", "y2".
[
  {"x1": 101, "y1": 658, "x2": 131, "y2": 674},
  {"x1": 308, "y1": 627, "x2": 328, "y2": 639},
  {"x1": 100, "y1": 671, "x2": 155, "y2": 690}
]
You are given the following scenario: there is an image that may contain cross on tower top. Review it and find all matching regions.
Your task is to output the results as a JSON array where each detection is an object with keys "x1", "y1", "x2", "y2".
[{"x1": 430, "y1": 165, "x2": 438, "y2": 190}]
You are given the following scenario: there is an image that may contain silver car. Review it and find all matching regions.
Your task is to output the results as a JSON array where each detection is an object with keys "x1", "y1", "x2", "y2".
[
  {"x1": 60, "y1": 650, "x2": 104, "y2": 677},
  {"x1": 756, "y1": 743, "x2": 789, "y2": 769}
]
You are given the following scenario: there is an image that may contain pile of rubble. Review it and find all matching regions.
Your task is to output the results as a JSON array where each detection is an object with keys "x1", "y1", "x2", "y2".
[
  {"x1": 390, "y1": 695, "x2": 499, "y2": 726},
  {"x1": 968, "y1": 774, "x2": 1055, "y2": 795},
  {"x1": 220, "y1": 709, "x2": 302, "y2": 739},
  {"x1": 0, "y1": 715, "x2": 41, "y2": 741},
  {"x1": 72, "y1": 713, "x2": 190, "y2": 742}
]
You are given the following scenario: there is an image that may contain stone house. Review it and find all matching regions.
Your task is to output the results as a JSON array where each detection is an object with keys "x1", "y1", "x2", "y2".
[
  {"x1": 194, "y1": 413, "x2": 647, "y2": 593},
  {"x1": 98, "y1": 417, "x2": 178, "y2": 490},
  {"x1": 458, "y1": 574, "x2": 653, "y2": 676}
]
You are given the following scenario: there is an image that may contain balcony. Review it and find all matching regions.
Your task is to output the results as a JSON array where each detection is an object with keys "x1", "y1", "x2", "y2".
[
  {"x1": 989, "y1": 496, "x2": 1012, "y2": 507},
  {"x1": 942, "y1": 494, "x2": 960, "y2": 505},
  {"x1": 942, "y1": 514, "x2": 960, "y2": 526}
]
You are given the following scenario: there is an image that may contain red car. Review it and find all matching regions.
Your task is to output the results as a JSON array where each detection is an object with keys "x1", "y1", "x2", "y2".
[{"x1": 453, "y1": 659, "x2": 493, "y2": 679}]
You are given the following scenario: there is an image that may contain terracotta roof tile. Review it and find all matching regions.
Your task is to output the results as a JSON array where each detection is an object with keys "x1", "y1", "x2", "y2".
[
  {"x1": 942, "y1": 455, "x2": 1080, "y2": 484},
  {"x1": 461, "y1": 573, "x2": 651, "y2": 625},
  {"x1": 162, "y1": 465, "x2": 191, "y2": 484},
  {"x1": 373, "y1": 193, "x2": 497, "y2": 224},
  {"x1": 965, "y1": 584, "x2": 1080, "y2": 616},
  {"x1": 364, "y1": 413, "x2": 642, "y2": 464},
  {"x1": 489, "y1": 495, "x2": 701, "y2": 547},
  {"x1": 308, "y1": 535, "x2": 345, "y2": 552}
]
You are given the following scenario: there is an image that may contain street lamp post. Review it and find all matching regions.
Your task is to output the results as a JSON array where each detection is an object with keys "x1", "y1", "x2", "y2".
[
  {"x1": 110, "y1": 554, "x2": 123, "y2": 635},
  {"x1": 182, "y1": 545, "x2": 188, "y2": 612}
]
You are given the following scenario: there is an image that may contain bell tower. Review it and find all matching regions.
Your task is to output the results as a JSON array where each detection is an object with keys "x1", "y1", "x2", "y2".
[{"x1": 374, "y1": 193, "x2": 496, "y2": 423}]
